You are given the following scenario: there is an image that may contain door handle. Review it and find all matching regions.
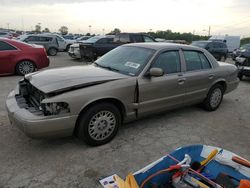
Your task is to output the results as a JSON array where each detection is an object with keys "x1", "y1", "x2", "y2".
[
  {"x1": 178, "y1": 78, "x2": 186, "y2": 85},
  {"x1": 208, "y1": 74, "x2": 214, "y2": 79}
]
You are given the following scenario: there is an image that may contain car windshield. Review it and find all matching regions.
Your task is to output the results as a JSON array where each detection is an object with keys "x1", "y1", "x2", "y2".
[
  {"x1": 191, "y1": 41, "x2": 208, "y2": 48},
  {"x1": 95, "y1": 46, "x2": 155, "y2": 76},
  {"x1": 84, "y1": 36, "x2": 101, "y2": 43}
]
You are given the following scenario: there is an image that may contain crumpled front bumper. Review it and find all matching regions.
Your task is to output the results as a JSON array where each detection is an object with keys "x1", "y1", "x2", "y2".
[{"x1": 6, "y1": 90, "x2": 77, "y2": 139}]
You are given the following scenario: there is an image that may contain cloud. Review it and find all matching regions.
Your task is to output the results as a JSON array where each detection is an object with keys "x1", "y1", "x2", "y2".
[{"x1": 0, "y1": 0, "x2": 131, "y2": 6}]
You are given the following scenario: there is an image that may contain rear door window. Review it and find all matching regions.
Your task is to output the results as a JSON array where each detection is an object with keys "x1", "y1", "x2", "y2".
[
  {"x1": 183, "y1": 51, "x2": 211, "y2": 71},
  {"x1": 0, "y1": 41, "x2": 17, "y2": 51},
  {"x1": 26, "y1": 36, "x2": 39, "y2": 42},
  {"x1": 39, "y1": 37, "x2": 52, "y2": 42},
  {"x1": 131, "y1": 35, "x2": 143, "y2": 42},
  {"x1": 119, "y1": 34, "x2": 130, "y2": 43}
]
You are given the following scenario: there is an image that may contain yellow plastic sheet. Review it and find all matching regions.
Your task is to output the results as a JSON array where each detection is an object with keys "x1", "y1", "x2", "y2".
[{"x1": 110, "y1": 173, "x2": 139, "y2": 188}]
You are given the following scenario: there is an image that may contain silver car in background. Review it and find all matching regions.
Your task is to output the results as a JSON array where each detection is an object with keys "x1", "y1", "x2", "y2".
[{"x1": 6, "y1": 43, "x2": 239, "y2": 145}]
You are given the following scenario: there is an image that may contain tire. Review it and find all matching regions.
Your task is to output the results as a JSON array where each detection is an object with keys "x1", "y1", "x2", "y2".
[
  {"x1": 48, "y1": 48, "x2": 58, "y2": 56},
  {"x1": 76, "y1": 103, "x2": 121, "y2": 146},
  {"x1": 220, "y1": 55, "x2": 226, "y2": 62},
  {"x1": 203, "y1": 84, "x2": 224, "y2": 111},
  {"x1": 66, "y1": 45, "x2": 70, "y2": 52},
  {"x1": 16, "y1": 60, "x2": 36, "y2": 75},
  {"x1": 238, "y1": 73, "x2": 243, "y2": 81}
]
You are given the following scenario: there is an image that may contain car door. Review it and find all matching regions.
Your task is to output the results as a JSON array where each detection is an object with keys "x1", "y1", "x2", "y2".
[
  {"x1": 95, "y1": 38, "x2": 114, "y2": 56},
  {"x1": 181, "y1": 50, "x2": 215, "y2": 103},
  {"x1": 0, "y1": 41, "x2": 19, "y2": 74},
  {"x1": 137, "y1": 50, "x2": 186, "y2": 116}
]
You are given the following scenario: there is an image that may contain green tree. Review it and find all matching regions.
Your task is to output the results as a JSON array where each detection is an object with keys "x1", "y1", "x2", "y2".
[
  {"x1": 35, "y1": 24, "x2": 41, "y2": 33},
  {"x1": 42, "y1": 28, "x2": 50, "y2": 33},
  {"x1": 59, "y1": 26, "x2": 68, "y2": 35},
  {"x1": 109, "y1": 28, "x2": 121, "y2": 35}
]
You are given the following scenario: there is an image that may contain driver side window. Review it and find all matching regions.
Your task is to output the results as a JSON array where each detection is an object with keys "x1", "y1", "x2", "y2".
[{"x1": 152, "y1": 51, "x2": 181, "y2": 74}]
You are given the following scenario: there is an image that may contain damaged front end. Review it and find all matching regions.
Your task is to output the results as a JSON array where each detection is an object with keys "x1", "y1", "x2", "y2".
[{"x1": 17, "y1": 79, "x2": 70, "y2": 116}]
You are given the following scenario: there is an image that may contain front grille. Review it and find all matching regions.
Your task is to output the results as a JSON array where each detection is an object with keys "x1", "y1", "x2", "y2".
[{"x1": 18, "y1": 79, "x2": 45, "y2": 110}]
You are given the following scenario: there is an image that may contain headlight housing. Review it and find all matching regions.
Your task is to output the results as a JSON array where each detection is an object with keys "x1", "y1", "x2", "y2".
[{"x1": 41, "y1": 102, "x2": 70, "y2": 116}]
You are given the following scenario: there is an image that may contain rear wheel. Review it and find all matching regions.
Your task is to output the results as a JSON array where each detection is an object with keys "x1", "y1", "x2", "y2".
[
  {"x1": 16, "y1": 60, "x2": 36, "y2": 75},
  {"x1": 76, "y1": 103, "x2": 121, "y2": 146},
  {"x1": 48, "y1": 48, "x2": 58, "y2": 56},
  {"x1": 203, "y1": 84, "x2": 224, "y2": 111}
]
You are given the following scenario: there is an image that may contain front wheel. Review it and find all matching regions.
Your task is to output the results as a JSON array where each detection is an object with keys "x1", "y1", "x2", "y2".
[
  {"x1": 203, "y1": 84, "x2": 224, "y2": 111},
  {"x1": 76, "y1": 103, "x2": 121, "y2": 146}
]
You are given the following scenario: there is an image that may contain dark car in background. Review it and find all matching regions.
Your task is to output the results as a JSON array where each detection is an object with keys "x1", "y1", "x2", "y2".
[
  {"x1": 0, "y1": 38, "x2": 49, "y2": 75},
  {"x1": 79, "y1": 33, "x2": 156, "y2": 61},
  {"x1": 20, "y1": 35, "x2": 59, "y2": 56},
  {"x1": 191, "y1": 41, "x2": 228, "y2": 62},
  {"x1": 232, "y1": 44, "x2": 250, "y2": 60},
  {"x1": 79, "y1": 35, "x2": 115, "y2": 61}
]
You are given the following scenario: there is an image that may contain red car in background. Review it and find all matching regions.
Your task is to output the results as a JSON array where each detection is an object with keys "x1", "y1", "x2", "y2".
[{"x1": 0, "y1": 38, "x2": 49, "y2": 76}]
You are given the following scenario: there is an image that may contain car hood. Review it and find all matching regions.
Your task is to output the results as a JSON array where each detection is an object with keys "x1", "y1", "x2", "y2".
[{"x1": 25, "y1": 65, "x2": 129, "y2": 95}]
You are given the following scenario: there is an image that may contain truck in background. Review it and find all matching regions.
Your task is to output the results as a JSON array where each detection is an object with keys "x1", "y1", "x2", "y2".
[{"x1": 209, "y1": 35, "x2": 240, "y2": 53}]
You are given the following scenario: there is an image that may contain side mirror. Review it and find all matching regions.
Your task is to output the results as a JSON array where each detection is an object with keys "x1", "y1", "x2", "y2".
[{"x1": 149, "y1": 68, "x2": 164, "y2": 77}]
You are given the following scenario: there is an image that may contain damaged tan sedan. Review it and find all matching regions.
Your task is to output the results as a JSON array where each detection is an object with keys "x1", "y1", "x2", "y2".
[{"x1": 6, "y1": 43, "x2": 239, "y2": 145}]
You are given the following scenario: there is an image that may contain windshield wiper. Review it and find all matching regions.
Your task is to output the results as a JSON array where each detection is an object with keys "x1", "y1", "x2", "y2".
[{"x1": 94, "y1": 63, "x2": 120, "y2": 72}]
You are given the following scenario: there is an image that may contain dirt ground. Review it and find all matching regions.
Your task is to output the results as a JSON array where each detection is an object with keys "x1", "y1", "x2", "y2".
[{"x1": 0, "y1": 53, "x2": 249, "y2": 187}]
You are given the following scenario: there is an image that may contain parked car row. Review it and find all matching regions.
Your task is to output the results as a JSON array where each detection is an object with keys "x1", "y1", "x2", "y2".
[{"x1": 69, "y1": 33, "x2": 156, "y2": 61}]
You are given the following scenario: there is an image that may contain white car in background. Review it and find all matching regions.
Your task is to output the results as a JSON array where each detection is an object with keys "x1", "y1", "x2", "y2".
[
  {"x1": 0, "y1": 31, "x2": 13, "y2": 39},
  {"x1": 42, "y1": 33, "x2": 76, "y2": 51},
  {"x1": 68, "y1": 36, "x2": 91, "y2": 59}
]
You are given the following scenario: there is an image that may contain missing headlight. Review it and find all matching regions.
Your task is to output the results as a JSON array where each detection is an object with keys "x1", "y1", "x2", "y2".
[{"x1": 41, "y1": 102, "x2": 70, "y2": 116}]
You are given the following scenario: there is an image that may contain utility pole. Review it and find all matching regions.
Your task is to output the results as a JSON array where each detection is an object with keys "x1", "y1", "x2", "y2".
[
  {"x1": 102, "y1": 28, "x2": 105, "y2": 35},
  {"x1": 88, "y1": 25, "x2": 92, "y2": 35},
  {"x1": 208, "y1": 25, "x2": 211, "y2": 36}
]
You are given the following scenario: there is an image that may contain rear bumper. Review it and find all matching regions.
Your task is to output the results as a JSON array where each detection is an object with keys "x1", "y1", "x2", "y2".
[
  {"x1": 6, "y1": 90, "x2": 77, "y2": 139},
  {"x1": 39, "y1": 56, "x2": 50, "y2": 69}
]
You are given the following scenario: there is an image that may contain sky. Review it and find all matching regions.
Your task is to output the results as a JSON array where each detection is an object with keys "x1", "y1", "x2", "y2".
[{"x1": 0, "y1": 0, "x2": 250, "y2": 37}]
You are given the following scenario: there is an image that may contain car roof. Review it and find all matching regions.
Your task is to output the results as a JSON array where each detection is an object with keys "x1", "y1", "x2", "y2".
[{"x1": 124, "y1": 42, "x2": 204, "y2": 51}]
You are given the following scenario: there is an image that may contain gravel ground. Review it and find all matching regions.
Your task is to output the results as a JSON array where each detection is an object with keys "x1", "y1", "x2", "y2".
[{"x1": 0, "y1": 53, "x2": 249, "y2": 188}]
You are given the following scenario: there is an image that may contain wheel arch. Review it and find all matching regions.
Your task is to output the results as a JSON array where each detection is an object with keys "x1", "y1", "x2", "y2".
[
  {"x1": 74, "y1": 98, "x2": 126, "y2": 134},
  {"x1": 210, "y1": 79, "x2": 227, "y2": 93}
]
